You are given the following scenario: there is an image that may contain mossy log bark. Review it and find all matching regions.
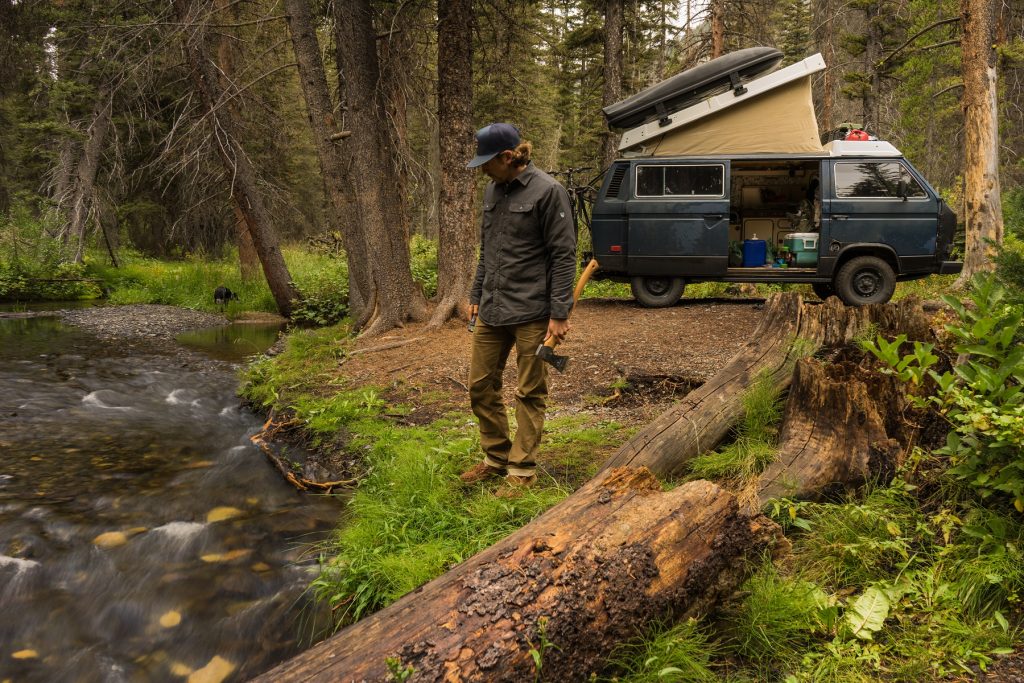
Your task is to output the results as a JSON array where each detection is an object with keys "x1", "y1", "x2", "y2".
[
  {"x1": 600, "y1": 293, "x2": 932, "y2": 479},
  {"x1": 252, "y1": 468, "x2": 783, "y2": 683}
]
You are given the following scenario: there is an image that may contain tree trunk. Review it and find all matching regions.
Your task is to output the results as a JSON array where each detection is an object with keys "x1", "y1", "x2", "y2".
[
  {"x1": 710, "y1": 0, "x2": 726, "y2": 58},
  {"x1": 69, "y1": 88, "x2": 112, "y2": 263},
  {"x1": 600, "y1": 0, "x2": 624, "y2": 170},
  {"x1": 214, "y1": 0, "x2": 260, "y2": 281},
  {"x1": 814, "y1": 0, "x2": 837, "y2": 134},
  {"x1": 600, "y1": 294, "x2": 933, "y2": 479},
  {"x1": 334, "y1": 0, "x2": 425, "y2": 336},
  {"x1": 283, "y1": 0, "x2": 374, "y2": 319},
  {"x1": 428, "y1": 0, "x2": 476, "y2": 328},
  {"x1": 754, "y1": 357, "x2": 907, "y2": 505},
  {"x1": 957, "y1": 0, "x2": 1004, "y2": 282},
  {"x1": 232, "y1": 203, "x2": 260, "y2": 282},
  {"x1": 172, "y1": 0, "x2": 296, "y2": 316},
  {"x1": 252, "y1": 469, "x2": 783, "y2": 682}
]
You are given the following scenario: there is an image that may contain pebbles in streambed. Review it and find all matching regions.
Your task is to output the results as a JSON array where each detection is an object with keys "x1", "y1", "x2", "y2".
[
  {"x1": 92, "y1": 527, "x2": 147, "y2": 549},
  {"x1": 205, "y1": 507, "x2": 243, "y2": 523},
  {"x1": 186, "y1": 655, "x2": 235, "y2": 683}
]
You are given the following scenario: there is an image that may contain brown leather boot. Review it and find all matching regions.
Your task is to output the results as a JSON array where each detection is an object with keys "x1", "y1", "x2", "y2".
[
  {"x1": 494, "y1": 474, "x2": 537, "y2": 499},
  {"x1": 459, "y1": 462, "x2": 506, "y2": 485}
]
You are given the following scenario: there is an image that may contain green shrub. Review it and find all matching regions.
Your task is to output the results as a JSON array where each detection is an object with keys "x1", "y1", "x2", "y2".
[
  {"x1": 864, "y1": 273, "x2": 1024, "y2": 512},
  {"x1": 726, "y1": 563, "x2": 836, "y2": 672},
  {"x1": 290, "y1": 258, "x2": 349, "y2": 326},
  {"x1": 409, "y1": 234, "x2": 438, "y2": 298},
  {"x1": 994, "y1": 234, "x2": 1024, "y2": 298},
  {"x1": 0, "y1": 196, "x2": 102, "y2": 300}
]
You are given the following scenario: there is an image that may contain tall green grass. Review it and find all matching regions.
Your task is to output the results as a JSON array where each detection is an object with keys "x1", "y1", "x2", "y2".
[
  {"x1": 686, "y1": 370, "x2": 783, "y2": 481},
  {"x1": 311, "y1": 417, "x2": 567, "y2": 623},
  {"x1": 86, "y1": 246, "x2": 347, "y2": 318}
]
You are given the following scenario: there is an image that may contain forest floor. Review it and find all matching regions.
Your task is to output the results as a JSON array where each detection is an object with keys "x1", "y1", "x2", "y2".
[
  {"x1": 341, "y1": 295, "x2": 765, "y2": 434},
  {"x1": 322, "y1": 295, "x2": 769, "y2": 490}
]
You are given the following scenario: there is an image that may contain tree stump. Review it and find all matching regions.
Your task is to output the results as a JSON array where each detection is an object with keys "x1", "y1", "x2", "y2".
[
  {"x1": 754, "y1": 357, "x2": 906, "y2": 505},
  {"x1": 253, "y1": 468, "x2": 783, "y2": 682}
]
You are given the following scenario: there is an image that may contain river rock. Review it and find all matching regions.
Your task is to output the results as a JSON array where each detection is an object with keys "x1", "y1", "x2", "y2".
[
  {"x1": 159, "y1": 610, "x2": 182, "y2": 628},
  {"x1": 187, "y1": 655, "x2": 235, "y2": 683},
  {"x1": 206, "y1": 507, "x2": 243, "y2": 523}
]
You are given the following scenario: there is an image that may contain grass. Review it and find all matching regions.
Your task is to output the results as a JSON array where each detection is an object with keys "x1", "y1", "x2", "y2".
[
  {"x1": 86, "y1": 245, "x2": 348, "y2": 317},
  {"x1": 239, "y1": 323, "x2": 626, "y2": 630},
  {"x1": 686, "y1": 370, "x2": 783, "y2": 482},
  {"x1": 601, "y1": 619, "x2": 722, "y2": 683}
]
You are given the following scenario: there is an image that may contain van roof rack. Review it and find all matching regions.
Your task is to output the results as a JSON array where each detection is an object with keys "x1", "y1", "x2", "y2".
[
  {"x1": 617, "y1": 53, "x2": 827, "y2": 155},
  {"x1": 824, "y1": 140, "x2": 903, "y2": 157},
  {"x1": 603, "y1": 47, "x2": 784, "y2": 130}
]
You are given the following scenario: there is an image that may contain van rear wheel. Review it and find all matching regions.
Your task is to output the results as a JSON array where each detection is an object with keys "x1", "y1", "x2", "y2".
[
  {"x1": 835, "y1": 256, "x2": 895, "y2": 306},
  {"x1": 811, "y1": 283, "x2": 835, "y2": 301},
  {"x1": 631, "y1": 276, "x2": 685, "y2": 308}
]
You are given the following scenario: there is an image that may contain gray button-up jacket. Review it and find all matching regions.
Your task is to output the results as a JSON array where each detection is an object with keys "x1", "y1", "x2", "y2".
[{"x1": 469, "y1": 164, "x2": 576, "y2": 326}]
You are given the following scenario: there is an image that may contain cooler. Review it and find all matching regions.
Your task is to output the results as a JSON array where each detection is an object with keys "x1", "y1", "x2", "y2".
[{"x1": 784, "y1": 233, "x2": 818, "y2": 267}]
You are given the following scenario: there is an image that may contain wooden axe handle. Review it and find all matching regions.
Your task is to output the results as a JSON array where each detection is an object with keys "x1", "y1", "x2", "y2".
[{"x1": 542, "y1": 258, "x2": 599, "y2": 350}]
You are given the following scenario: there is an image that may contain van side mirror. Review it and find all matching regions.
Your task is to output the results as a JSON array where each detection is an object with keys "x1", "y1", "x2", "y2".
[{"x1": 896, "y1": 179, "x2": 908, "y2": 201}]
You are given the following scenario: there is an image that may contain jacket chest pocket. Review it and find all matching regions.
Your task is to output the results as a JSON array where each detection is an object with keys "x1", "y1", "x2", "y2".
[
  {"x1": 482, "y1": 202, "x2": 497, "y2": 229},
  {"x1": 506, "y1": 202, "x2": 537, "y2": 238}
]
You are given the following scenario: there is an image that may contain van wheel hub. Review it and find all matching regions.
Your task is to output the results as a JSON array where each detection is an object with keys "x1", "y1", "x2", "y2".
[{"x1": 853, "y1": 269, "x2": 881, "y2": 296}]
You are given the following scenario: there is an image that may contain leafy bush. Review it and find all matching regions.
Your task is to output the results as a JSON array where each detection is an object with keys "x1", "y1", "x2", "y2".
[
  {"x1": 0, "y1": 196, "x2": 102, "y2": 300},
  {"x1": 409, "y1": 234, "x2": 438, "y2": 298},
  {"x1": 863, "y1": 273, "x2": 1024, "y2": 511},
  {"x1": 290, "y1": 258, "x2": 349, "y2": 326},
  {"x1": 994, "y1": 234, "x2": 1024, "y2": 298}
]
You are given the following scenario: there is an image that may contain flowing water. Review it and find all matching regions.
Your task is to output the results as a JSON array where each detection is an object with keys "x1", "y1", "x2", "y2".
[{"x1": 0, "y1": 313, "x2": 340, "y2": 682}]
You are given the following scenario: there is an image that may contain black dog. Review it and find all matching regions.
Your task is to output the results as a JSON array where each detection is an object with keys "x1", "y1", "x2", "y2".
[{"x1": 213, "y1": 286, "x2": 239, "y2": 306}]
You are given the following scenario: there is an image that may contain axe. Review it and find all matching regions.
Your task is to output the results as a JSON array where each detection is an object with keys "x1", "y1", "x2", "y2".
[{"x1": 536, "y1": 258, "x2": 600, "y2": 373}]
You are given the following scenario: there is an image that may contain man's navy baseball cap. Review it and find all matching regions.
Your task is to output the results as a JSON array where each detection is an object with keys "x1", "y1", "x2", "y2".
[{"x1": 466, "y1": 123, "x2": 520, "y2": 168}]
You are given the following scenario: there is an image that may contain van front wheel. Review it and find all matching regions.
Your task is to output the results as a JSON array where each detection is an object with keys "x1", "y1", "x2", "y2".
[
  {"x1": 630, "y1": 276, "x2": 685, "y2": 307},
  {"x1": 835, "y1": 256, "x2": 895, "y2": 306}
]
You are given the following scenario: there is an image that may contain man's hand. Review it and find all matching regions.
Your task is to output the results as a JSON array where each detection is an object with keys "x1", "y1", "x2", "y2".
[
  {"x1": 545, "y1": 318, "x2": 570, "y2": 345},
  {"x1": 469, "y1": 304, "x2": 479, "y2": 318}
]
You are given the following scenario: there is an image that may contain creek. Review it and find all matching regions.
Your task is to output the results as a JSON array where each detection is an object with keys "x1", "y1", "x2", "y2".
[{"x1": 0, "y1": 311, "x2": 340, "y2": 682}]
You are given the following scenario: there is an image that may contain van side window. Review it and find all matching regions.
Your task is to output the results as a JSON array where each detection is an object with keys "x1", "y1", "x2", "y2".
[
  {"x1": 834, "y1": 161, "x2": 927, "y2": 198},
  {"x1": 635, "y1": 165, "x2": 724, "y2": 198}
]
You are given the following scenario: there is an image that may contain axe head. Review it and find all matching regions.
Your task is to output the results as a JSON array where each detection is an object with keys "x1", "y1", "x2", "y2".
[{"x1": 536, "y1": 344, "x2": 568, "y2": 373}]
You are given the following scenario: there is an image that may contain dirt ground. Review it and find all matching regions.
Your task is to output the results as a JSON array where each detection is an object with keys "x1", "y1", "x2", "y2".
[{"x1": 341, "y1": 296, "x2": 766, "y2": 426}]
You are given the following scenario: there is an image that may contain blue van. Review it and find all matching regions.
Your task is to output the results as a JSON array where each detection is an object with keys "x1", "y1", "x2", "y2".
[
  {"x1": 592, "y1": 48, "x2": 962, "y2": 307},
  {"x1": 590, "y1": 144, "x2": 961, "y2": 307}
]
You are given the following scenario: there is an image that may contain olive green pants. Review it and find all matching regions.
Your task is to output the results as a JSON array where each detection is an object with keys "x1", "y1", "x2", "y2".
[{"x1": 469, "y1": 319, "x2": 548, "y2": 477}]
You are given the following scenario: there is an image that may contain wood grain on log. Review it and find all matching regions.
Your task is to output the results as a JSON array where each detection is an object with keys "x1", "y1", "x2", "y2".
[
  {"x1": 754, "y1": 357, "x2": 903, "y2": 505},
  {"x1": 253, "y1": 468, "x2": 782, "y2": 682}
]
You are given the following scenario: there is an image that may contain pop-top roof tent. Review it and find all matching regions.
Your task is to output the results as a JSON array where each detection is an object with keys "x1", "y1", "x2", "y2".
[{"x1": 605, "y1": 49, "x2": 846, "y2": 157}]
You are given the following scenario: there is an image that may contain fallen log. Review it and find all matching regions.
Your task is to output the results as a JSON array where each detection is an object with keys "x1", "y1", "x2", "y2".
[
  {"x1": 252, "y1": 468, "x2": 784, "y2": 682},
  {"x1": 601, "y1": 293, "x2": 932, "y2": 479}
]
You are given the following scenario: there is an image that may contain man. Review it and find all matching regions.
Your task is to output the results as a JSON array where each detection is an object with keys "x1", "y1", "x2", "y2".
[{"x1": 459, "y1": 123, "x2": 576, "y2": 497}]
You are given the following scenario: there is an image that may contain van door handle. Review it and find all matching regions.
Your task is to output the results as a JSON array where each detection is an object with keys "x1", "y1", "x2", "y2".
[
  {"x1": 833, "y1": 214, "x2": 848, "y2": 220},
  {"x1": 703, "y1": 214, "x2": 724, "y2": 220}
]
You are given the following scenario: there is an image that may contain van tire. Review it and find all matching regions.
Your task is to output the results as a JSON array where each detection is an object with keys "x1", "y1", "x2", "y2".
[
  {"x1": 631, "y1": 276, "x2": 685, "y2": 307},
  {"x1": 835, "y1": 256, "x2": 895, "y2": 306},
  {"x1": 811, "y1": 283, "x2": 835, "y2": 301}
]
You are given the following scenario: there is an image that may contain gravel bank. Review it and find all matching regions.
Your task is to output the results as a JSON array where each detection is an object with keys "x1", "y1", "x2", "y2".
[{"x1": 58, "y1": 304, "x2": 227, "y2": 342}]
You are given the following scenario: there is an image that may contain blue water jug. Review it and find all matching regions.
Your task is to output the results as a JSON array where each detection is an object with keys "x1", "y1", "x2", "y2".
[{"x1": 743, "y1": 239, "x2": 767, "y2": 267}]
